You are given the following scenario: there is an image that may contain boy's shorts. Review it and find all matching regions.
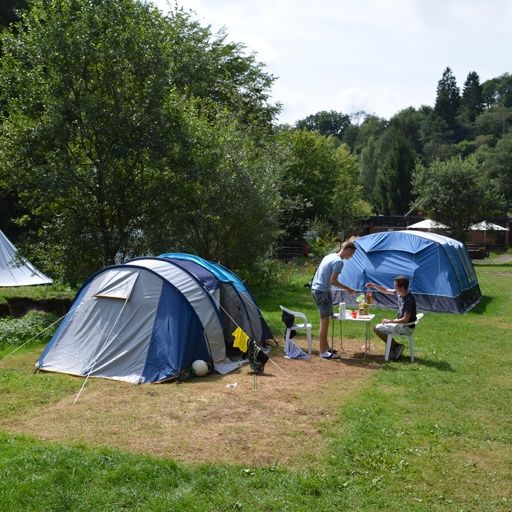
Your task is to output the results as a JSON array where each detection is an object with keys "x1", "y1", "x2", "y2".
[
  {"x1": 375, "y1": 323, "x2": 413, "y2": 335},
  {"x1": 312, "y1": 290, "x2": 333, "y2": 318}
]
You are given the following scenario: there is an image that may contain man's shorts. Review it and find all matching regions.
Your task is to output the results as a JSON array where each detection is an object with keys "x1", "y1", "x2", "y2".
[
  {"x1": 375, "y1": 323, "x2": 413, "y2": 336},
  {"x1": 312, "y1": 290, "x2": 333, "y2": 318}
]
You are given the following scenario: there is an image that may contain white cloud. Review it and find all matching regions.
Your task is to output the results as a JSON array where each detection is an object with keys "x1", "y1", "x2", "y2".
[
  {"x1": 241, "y1": 35, "x2": 279, "y2": 64},
  {"x1": 154, "y1": 0, "x2": 512, "y2": 124},
  {"x1": 335, "y1": 87, "x2": 372, "y2": 117}
]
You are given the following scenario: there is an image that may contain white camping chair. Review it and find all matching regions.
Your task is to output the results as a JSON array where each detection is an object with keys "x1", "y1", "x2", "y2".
[
  {"x1": 384, "y1": 313, "x2": 424, "y2": 362},
  {"x1": 279, "y1": 305, "x2": 312, "y2": 355}
]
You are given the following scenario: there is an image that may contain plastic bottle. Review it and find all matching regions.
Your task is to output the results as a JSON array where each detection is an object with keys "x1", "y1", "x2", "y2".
[{"x1": 366, "y1": 290, "x2": 373, "y2": 305}]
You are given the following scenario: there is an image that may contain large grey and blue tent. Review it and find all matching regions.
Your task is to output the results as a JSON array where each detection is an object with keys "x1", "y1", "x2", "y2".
[
  {"x1": 159, "y1": 253, "x2": 273, "y2": 350},
  {"x1": 339, "y1": 231, "x2": 481, "y2": 313},
  {"x1": 37, "y1": 255, "x2": 272, "y2": 383}
]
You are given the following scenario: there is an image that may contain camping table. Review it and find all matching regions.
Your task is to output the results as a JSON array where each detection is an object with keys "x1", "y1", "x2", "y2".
[{"x1": 330, "y1": 311, "x2": 375, "y2": 358}]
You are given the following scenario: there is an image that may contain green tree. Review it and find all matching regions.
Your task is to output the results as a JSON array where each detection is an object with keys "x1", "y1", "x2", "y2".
[
  {"x1": 165, "y1": 8, "x2": 278, "y2": 129},
  {"x1": 481, "y1": 73, "x2": 512, "y2": 109},
  {"x1": 460, "y1": 71, "x2": 484, "y2": 123},
  {"x1": 359, "y1": 135, "x2": 380, "y2": 202},
  {"x1": 0, "y1": 0, "x2": 279, "y2": 283},
  {"x1": 435, "y1": 67, "x2": 461, "y2": 124},
  {"x1": 420, "y1": 108, "x2": 456, "y2": 163},
  {"x1": 349, "y1": 114, "x2": 387, "y2": 155},
  {"x1": 0, "y1": 0, "x2": 27, "y2": 27},
  {"x1": 0, "y1": 0, "x2": 183, "y2": 282},
  {"x1": 358, "y1": 109, "x2": 425, "y2": 210},
  {"x1": 388, "y1": 107, "x2": 426, "y2": 157},
  {"x1": 373, "y1": 128, "x2": 417, "y2": 215},
  {"x1": 412, "y1": 156, "x2": 504, "y2": 242},
  {"x1": 295, "y1": 110, "x2": 351, "y2": 140},
  {"x1": 434, "y1": 67, "x2": 461, "y2": 142},
  {"x1": 277, "y1": 129, "x2": 370, "y2": 239},
  {"x1": 481, "y1": 130, "x2": 512, "y2": 211},
  {"x1": 475, "y1": 104, "x2": 512, "y2": 139},
  {"x1": 1, "y1": 1, "x2": 29, "y2": 237},
  {"x1": 144, "y1": 109, "x2": 281, "y2": 269},
  {"x1": 331, "y1": 144, "x2": 372, "y2": 229}
]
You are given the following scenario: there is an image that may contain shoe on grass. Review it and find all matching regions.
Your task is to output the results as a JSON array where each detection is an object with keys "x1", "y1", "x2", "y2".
[{"x1": 391, "y1": 343, "x2": 405, "y2": 360}]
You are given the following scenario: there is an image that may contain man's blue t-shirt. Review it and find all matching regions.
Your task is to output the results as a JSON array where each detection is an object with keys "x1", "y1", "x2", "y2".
[{"x1": 311, "y1": 253, "x2": 344, "y2": 292}]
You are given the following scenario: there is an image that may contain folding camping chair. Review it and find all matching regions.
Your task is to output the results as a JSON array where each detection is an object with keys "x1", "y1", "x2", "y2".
[
  {"x1": 384, "y1": 313, "x2": 424, "y2": 362},
  {"x1": 279, "y1": 305, "x2": 312, "y2": 355}
]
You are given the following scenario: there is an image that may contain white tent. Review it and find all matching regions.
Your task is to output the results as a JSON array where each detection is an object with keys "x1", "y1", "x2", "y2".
[
  {"x1": 0, "y1": 230, "x2": 52, "y2": 286},
  {"x1": 407, "y1": 219, "x2": 449, "y2": 230},
  {"x1": 469, "y1": 221, "x2": 507, "y2": 231}
]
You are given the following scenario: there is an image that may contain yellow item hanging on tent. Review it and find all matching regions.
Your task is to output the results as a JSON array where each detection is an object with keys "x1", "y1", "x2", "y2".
[{"x1": 232, "y1": 326, "x2": 250, "y2": 353}]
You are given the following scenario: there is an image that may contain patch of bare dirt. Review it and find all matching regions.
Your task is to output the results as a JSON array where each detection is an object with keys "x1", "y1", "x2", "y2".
[
  {"x1": 1, "y1": 338, "x2": 385, "y2": 467},
  {"x1": 0, "y1": 297, "x2": 72, "y2": 317}
]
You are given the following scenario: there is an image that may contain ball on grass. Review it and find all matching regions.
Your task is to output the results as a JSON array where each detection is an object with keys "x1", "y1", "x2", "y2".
[{"x1": 192, "y1": 359, "x2": 209, "y2": 377}]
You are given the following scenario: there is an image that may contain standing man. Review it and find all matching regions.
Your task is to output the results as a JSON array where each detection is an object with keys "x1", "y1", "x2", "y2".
[
  {"x1": 311, "y1": 241, "x2": 357, "y2": 359},
  {"x1": 366, "y1": 275, "x2": 417, "y2": 360}
]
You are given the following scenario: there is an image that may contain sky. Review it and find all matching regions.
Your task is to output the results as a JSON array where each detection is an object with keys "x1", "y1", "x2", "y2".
[{"x1": 152, "y1": 0, "x2": 511, "y2": 125}]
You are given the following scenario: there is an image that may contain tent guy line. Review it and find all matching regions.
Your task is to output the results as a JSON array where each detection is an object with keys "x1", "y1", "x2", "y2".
[
  {"x1": 73, "y1": 295, "x2": 131, "y2": 404},
  {"x1": 0, "y1": 311, "x2": 68, "y2": 367}
]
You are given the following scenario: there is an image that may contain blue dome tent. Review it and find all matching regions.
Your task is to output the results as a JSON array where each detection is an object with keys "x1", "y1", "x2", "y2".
[
  {"x1": 37, "y1": 255, "x2": 273, "y2": 383},
  {"x1": 158, "y1": 253, "x2": 274, "y2": 351},
  {"x1": 339, "y1": 231, "x2": 481, "y2": 313}
]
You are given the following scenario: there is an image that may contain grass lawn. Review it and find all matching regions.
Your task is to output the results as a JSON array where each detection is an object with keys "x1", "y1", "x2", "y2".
[
  {"x1": 0, "y1": 283, "x2": 75, "y2": 305},
  {"x1": 0, "y1": 262, "x2": 511, "y2": 511}
]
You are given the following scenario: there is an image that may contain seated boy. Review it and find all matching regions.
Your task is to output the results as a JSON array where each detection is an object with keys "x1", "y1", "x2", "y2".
[{"x1": 366, "y1": 275, "x2": 417, "y2": 360}]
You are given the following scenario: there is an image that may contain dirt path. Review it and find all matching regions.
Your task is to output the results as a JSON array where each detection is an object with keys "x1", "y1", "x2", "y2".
[{"x1": 1, "y1": 339, "x2": 384, "y2": 467}]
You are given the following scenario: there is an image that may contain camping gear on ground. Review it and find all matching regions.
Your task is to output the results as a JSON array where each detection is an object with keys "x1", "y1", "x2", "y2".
[
  {"x1": 192, "y1": 359, "x2": 209, "y2": 377},
  {"x1": 283, "y1": 339, "x2": 309, "y2": 360},
  {"x1": 339, "y1": 230, "x2": 481, "y2": 314},
  {"x1": 36, "y1": 255, "x2": 272, "y2": 383},
  {"x1": 0, "y1": 229, "x2": 52, "y2": 286},
  {"x1": 247, "y1": 339, "x2": 269, "y2": 373}
]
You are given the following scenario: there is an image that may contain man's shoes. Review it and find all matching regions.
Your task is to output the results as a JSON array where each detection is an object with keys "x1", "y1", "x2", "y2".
[
  {"x1": 327, "y1": 346, "x2": 338, "y2": 354},
  {"x1": 391, "y1": 343, "x2": 405, "y2": 360},
  {"x1": 320, "y1": 351, "x2": 341, "y2": 360}
]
